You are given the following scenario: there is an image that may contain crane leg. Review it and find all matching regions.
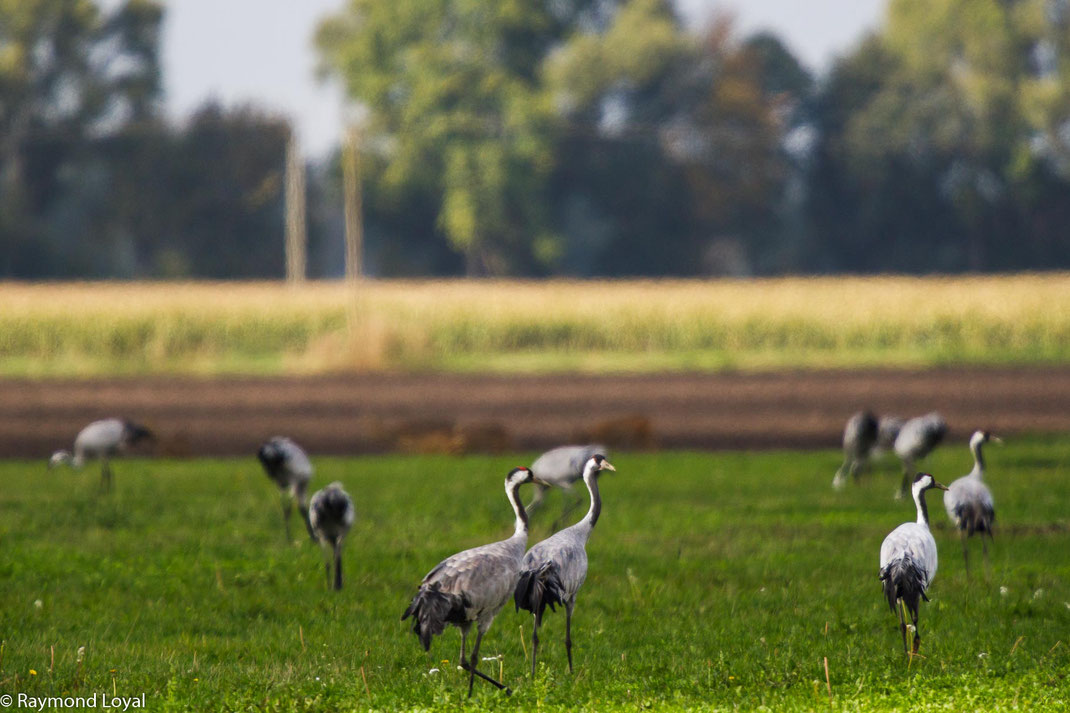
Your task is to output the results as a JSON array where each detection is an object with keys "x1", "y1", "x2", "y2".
[
  {"x1": 101, "y1": 460, "x2": 113, "y2": 493},
  {"x1": 461, "y1": 629, "x2": 509, "y2": 697},
  {"x1": 909, "y1": 604, "x2": 921, "y2": 655},
  {"x1": 280, "y1": 495, "x2": 293, "y2": 542},
  {"x1": 961, "y1": 531, "x2": 970, "y2": 579},
  {"x1": 896, "y1": 463, "x2": 912, "y2": 500},
  {"x1": 982, "y1": 534, "x2": 991, "y2": 579},
  {"x1": 530, "y1": 614, "x2": 539, "y2": 677},
  {"x1": 565, "y1": 601, "x2": 575, "y2": 673},
  {"x1": 832, "y1": 458, "x2": 850, "y2": 489},
  {"x1": 896, "y1": 599, "x2": 908, "y2": 654},
  {"x1": 459, "y1": 626, "x2": 467, "y2": 664},
  {"x1": 333, "y1": 542, "x2": 343, "y2": 591}
]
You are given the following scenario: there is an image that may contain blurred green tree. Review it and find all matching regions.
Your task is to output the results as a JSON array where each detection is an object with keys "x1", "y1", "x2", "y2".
[{"x1": 0, "y1": 0, "x2": 163, "y2": 276}]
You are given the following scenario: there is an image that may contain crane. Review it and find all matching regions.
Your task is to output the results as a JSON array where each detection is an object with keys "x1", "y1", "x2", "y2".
[
  {"x1": 944, "y1": 430, "x2": 1001, "y2": 574},
  {"x1": 48, "y1": 418, "x2": 154, "y2": 492},
  {"x1": 402, "y1": 466, "x2": 546, "y2": 697},
  {"x1": 309, "y1": 482, "x2": 356, "y2": 590},
  {"x1": 879, "y1": 472, "x2": 948, "y2": 655},
  {"x1": 257, "y1": 437, "x2": 314, "y2": 541},
  {"x1": 528, "y1": 444, "x2": 607, "y2": 527},
  {"x1": 832, "y1": 411, "x2": 878, "y2": 489},
  {"x1": 893, "y1": 412, "x2": 947, "y2": 499},
  {"x1": 515, "y1": 454, "x2": 615, "y2": 676}
]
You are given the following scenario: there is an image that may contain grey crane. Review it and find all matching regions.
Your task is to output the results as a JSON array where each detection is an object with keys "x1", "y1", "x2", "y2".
[
  {"x1": 402, "y1": 466, "x2": 546, "y2": 697},
  {"x1": 528, "y1": 444, "x2": 607, "y2": 526},
  {"x1": 879, "y1": 472, "x2": 948, "y2": 655},
  {"x1": 943, "y1": 430, "x2": 1002, "y2": 574},
  {"x1": 514, "y1": 454, "x2": 615, "y2": 676},
  {"x1": 893, "y1": 412, "x2": 948, "y2": 499},
  {"x1": 832, "y1": 411, "x2": 878, "y2": 489},
  {"x1": 49, "y1": 418, "x2": 154, "y2": 492},
  {"x1": 309, "y1": 482, "x2": 356, "y2": 590},
  {"x1": 257, "y1": 437, "x2": 315, "y2": 542}
]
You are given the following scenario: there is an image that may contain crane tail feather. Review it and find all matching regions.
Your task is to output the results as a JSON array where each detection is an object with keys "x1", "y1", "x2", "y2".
[
  {"x1": 879, "y1": 555, "x2": 927, "y2": 613},
  {"x1": 514, "y1": 561, "x2": 566, "y2": 624},
  {"x1": 402, "y1": 583, "x2": 467, "y2": 652}
]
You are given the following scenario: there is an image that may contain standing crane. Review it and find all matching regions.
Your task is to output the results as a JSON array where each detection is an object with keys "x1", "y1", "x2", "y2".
[
  {"x1": 402, "y1": 466, "x2": 545, "y2": 698},
  {"x1": 879, "y1": 472, "x2": 948, "y2": 655},
  {"x1": 893, "y1": 412, "x2": 948, "y2": 499},
  {"x1": 943, "y1": 430, "x2": 1002, "y2": 574},
  {"x1": 257, "y1": 437, "x2": 314, "y2": 542},
  {"x1": 309, "y1": 482, "x2": 355, "y2": 590},
  {"x1": 832, "y1": 411, "x2": 878, "y2": 489},
  {"x1": 528, "y1": 444, "x2": 607, "y2": 526},
  {"x1": 48, "y1": 418, "x2": 154, "y2": 492},
  {"x1": 514, "y1": 454, "x2": 615, "y2": 676}
]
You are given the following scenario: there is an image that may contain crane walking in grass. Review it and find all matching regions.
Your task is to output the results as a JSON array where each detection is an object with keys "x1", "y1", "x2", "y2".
[
  {"x1": 257, "y1": 437, "x2": 314, "y2": 542},
  {"x1": 879, "y1": 472, "x2": 948, "y2": 655},
  {"x1": 893, "y1": 413, "x2": 947, "y2": 499},
  {"x1": 528, "y1": 444, "x2": 607, "y2": 527},
  {"x1": 832, "y1": 411, "x2": 878, "y2": 489},
  {"x1": 944, "y1": 430, "x2": 1002, "y2": 574},
  {"x1": 309, "y1": 482, "x2": 355, "y2": 590},
  {"x1": 402, "y1": 466, "x2": 546, "y2": 697},
  {"x1": 49, "y1": 418, "x2": 154, "y2": 492},
  {"x1": 515, "y1": 454, "x2": 615, "y2": 676}
]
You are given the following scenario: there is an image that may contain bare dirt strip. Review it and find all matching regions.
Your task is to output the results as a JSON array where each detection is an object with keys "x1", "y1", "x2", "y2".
[{"x1": 2, "y1": 367, "x2": 1069, "y2": 459}]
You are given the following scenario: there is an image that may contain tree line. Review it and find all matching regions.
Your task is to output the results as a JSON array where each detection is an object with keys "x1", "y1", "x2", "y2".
[{"x1": 3, "y1": 0, "x2": 1070, "y2": 279}]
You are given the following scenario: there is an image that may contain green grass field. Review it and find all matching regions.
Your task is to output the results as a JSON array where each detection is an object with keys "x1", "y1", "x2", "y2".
[{"x1": 1, "y1": 442, "x2": 1068, "y2": 711}]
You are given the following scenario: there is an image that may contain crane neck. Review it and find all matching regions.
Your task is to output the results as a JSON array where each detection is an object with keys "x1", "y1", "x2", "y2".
[
  {"x1": 507, "y1": 481, "x2": 529, "y2": 539},
  {"x1": 913, "y1": 486, "x2": 930, "y2": 527},
  {"x1": 580, "y1": 471, "x2": 602, "y2": 531},
  {"x1": 969, "y1": 438, "x2": 986, "y2": 478}
]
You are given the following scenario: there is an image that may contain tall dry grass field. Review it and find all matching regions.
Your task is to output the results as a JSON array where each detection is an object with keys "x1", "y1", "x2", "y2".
[{"x1": 1, "y1": 275, "x2": 1068, "y2": 376}]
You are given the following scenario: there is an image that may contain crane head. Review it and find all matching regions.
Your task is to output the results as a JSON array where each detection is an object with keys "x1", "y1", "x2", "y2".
[
  {"x1": 913, "y1": 472, "x2": 948, "y2": 492},
  {"x1": 507, "y1": 466, "x2": 549, "y2": 488}
]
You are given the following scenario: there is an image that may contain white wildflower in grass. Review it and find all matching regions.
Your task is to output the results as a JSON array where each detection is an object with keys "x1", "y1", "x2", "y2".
[
  {"x1": 427, "y1": 668, "x2": 440, "y2": 675},
  {"x1": 1000, "y1": 586, "x2": 1009, "y2": 597},
  {"x1": 33, "y1": 599, "x2": 43, "y2": 610},
  {"x1": 76, "y1": 646, "x2": 86, "y2": 664},
  {"x1": 1033, "y1": 589, "x2": 1045, "y2": 599},
  {"x1": 978, "y1": 652, "x2": 988, "y2": 659}
]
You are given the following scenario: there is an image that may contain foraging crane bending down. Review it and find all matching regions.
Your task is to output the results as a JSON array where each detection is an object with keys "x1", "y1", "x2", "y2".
[
  {"x1": 257, "y1": 437, "x2": 314, "y2": 542},
  {"x1": 944, "y1": 430, "x2": 1001, "y2": 573},
  {"x1": 309, "y1": 482, "x2": 355, "y2": 590},
  {"x1": 832, "y1": 411, "x2": 878, "y2": 489},
  {"x1": 528, "y1": 444, "x2": 607, "y2": 525},
  {"x1": 893, "y1": 413, "x2": 947, "y2": 499},
  {"x1": 49, "y1": 418, "x2": 154, "y2": 492},
  {"x1": 402, "y1": 466, "x2": 545, "y2": 698},
  {"x1": 515, "y1": 454, "x2": 615, "y2": 676},
  {"x1": 879, "y1": 472, "x2": 948, "y2": 655}
]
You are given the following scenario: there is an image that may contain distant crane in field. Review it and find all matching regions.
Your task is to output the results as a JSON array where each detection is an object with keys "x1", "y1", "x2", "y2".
[
  {"x1": 528, "y1": 444, "x2": 607, "y2": 527},
  {"x1": 402, "y1": 466, "x2": 545, "y2": 697},
  {"x1": 944, "y1": 430, "x2": 1002, "y2": 574},
  {"x1": 49, "y1": 418, "x2": 154, "y2": 492},
  {"x1": 832, "y1": 411, "x2": 878, "y2": 489},
  {"x1": 893, "y1": 413, "x2": 948, "y2": 498},
  {"x1": 257, "y1": 437, "x2": 314, "y2": 542},
  {"x1": 515, "y1": 454, "x2": 615, "y2": 676},
  {"x1": 879, "y1": 472, "x2": 948, "y2": 655},
  {"x1": 309, "y1": 482, "x2": 356, "y2": 590}
]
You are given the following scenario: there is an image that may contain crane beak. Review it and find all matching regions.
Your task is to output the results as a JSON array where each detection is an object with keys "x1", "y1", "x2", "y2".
[
  {"x1": 934, "y1": 481, "x2": 949, "y2": 491},
  {"x1": 532, "y1": 476, "x2": 551, "y2": 487},
  {"x1": 599, "y1": 460, "x2": 616, "y2": 472},
  {"x1": 991, "y1": 436, "x2": 1004, "y2": 445}
]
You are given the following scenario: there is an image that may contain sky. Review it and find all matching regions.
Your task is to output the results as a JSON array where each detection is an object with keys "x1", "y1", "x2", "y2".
[{"x1": 161, "y1": 0, "x2": 889, "y2": 159}]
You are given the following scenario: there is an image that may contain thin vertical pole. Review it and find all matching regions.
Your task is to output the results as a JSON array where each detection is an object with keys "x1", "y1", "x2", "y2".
[
  {"x1": 342, "y1": 125, "x2": 363, "y2": 281},
  {"x1": 284, "y1": 132, "x2": 307, "y2": 283}
]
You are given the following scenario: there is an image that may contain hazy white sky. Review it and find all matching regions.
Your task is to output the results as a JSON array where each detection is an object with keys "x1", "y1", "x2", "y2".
[{"x1": 161, "y1": 0, "x2": 888, "y2": 158}]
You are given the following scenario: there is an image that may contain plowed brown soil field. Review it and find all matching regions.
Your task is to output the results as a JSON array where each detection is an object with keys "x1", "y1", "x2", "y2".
[{"x1": 3, "y1": 368, "x2": 1069, "y2": 459}]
